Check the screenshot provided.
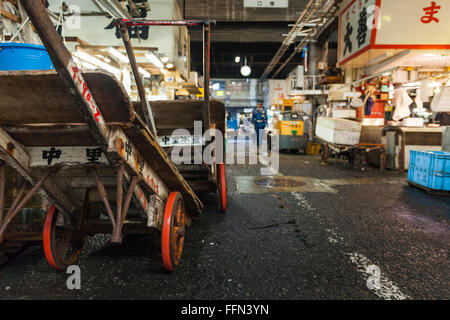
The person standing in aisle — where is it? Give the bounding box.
[252,103,268,150]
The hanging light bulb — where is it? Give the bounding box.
[240,56,251,77]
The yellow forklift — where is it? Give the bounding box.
[269,99,311,152]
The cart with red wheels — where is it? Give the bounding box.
[0,1,224,272]
[316,138,385,171]
[0,67,204,272]
[150,100,227,214]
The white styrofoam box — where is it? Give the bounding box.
[362,118,385,126]
[316,117,361,132]
[430,87,450,112]
[327,90,361,101]
[316,125,361,145]
[332,109,356,119]
[402,118,424,127]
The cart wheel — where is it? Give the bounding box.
[217,163,227,213]
[43,205,85,271]
[162,192,186,272]
[321,144,329,162]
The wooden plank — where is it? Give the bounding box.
[4,125,98,147]
[145,100,225,135]
[26,146,109,167]
[21,1,111,149]
[158,134,204,147]
[1,10,21,23]
[123,126,204,216]
[108,127,169,201]
[0,128,76,216]
[0,70,131,125]
[0,127,30,171]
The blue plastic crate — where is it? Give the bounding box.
[0,43,54,71]
[408,165,450,191]
[409,150,450,174]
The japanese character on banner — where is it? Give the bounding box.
[43,147,62,166]
[421,1,441,24]
[86,148,103,164]
[343,22,353,55]
[357,7,368,47]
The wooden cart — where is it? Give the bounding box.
[317,138,385,171]
[0,1,226,272]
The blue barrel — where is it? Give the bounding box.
[0,43,54,71]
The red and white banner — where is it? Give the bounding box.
[373,0,450,48]
[339,0,450,66]
[338,0,376,66]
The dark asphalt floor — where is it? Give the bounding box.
[0,151,449,300]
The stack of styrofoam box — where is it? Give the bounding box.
[332,109,357,119]
[316,117,361,145]
[402,118,424,127]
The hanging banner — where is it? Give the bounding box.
[338,0,376,66]
[268,80,287,106]
[373,0,450,48]
[338,0,450,66]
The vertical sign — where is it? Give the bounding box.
[338,0,376,66]
[269,80,287,106]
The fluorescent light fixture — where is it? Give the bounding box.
[138,67,151,78]
[166,63,174,69]
[235,56,240,63]
[145,52,164,69]
[73,50,119,74]
[108,47,129,63]
[161,56,169,63]
[240,65,251,77]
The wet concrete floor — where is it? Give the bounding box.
[0,149,448,299]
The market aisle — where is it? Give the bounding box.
[0,153,448,299]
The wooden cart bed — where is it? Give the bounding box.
[0,69,203,216]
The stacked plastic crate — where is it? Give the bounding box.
[408,151,450,191]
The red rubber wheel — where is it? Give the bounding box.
[43,205,85,270]
[162,192,186,272]
[321,144,329,162]
[218,163,227,213]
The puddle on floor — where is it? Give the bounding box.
[235,176,406,194]
[255,177,306,188]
